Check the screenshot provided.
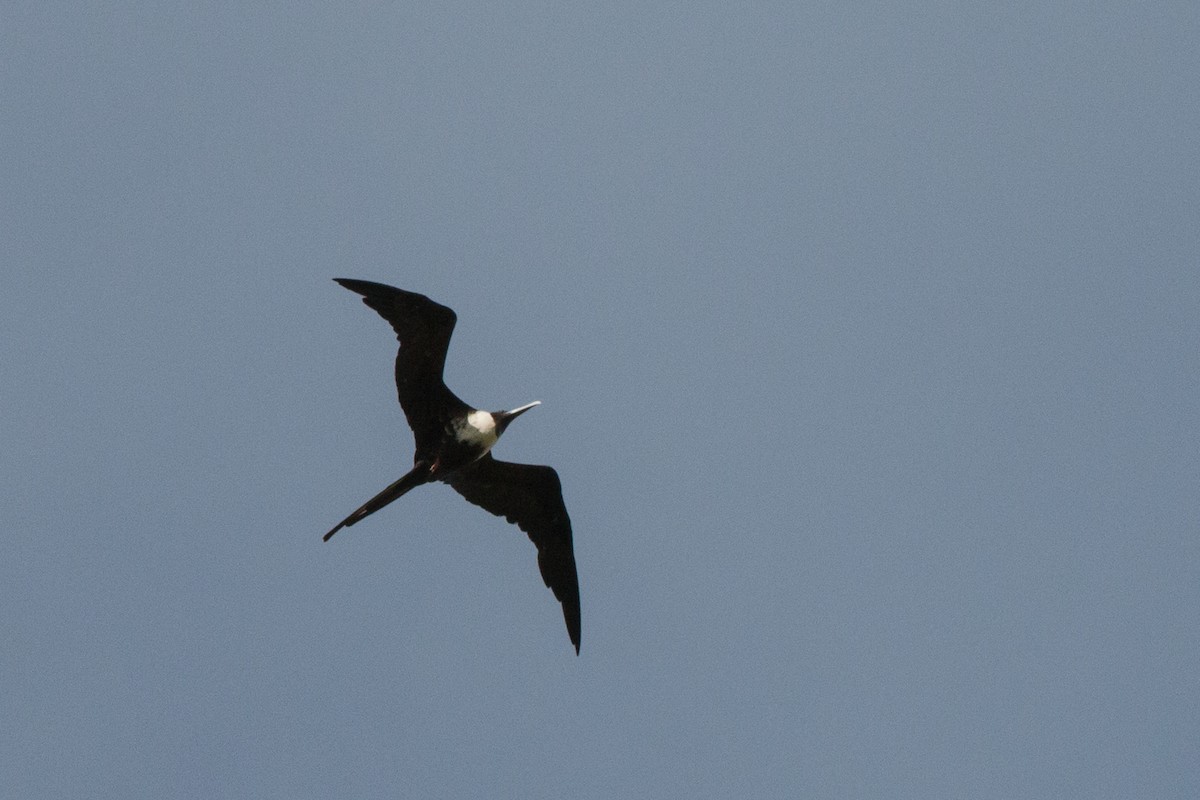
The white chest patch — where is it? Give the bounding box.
[455,409,499,450]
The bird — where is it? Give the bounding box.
[323,279,581,654]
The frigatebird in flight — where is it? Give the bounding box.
[323,279,581,654]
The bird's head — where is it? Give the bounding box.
[495,400,541,434]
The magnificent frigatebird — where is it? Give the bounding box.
[323,279,581,654]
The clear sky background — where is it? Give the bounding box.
[3,3,1197,797]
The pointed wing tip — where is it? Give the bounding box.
[332,277,368,294]
[566,604,581,655]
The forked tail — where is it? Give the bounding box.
[323,463,431,541]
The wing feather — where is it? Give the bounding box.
[334,279,468,456]
[446,454,581,653]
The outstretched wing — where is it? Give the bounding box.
[445,454,582,653]
[334,279,469,456]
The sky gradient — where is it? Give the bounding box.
[4,3,1198,797]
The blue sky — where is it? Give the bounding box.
[3,3,1198,797]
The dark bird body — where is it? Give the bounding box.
[324,279,581,654]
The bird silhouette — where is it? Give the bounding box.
[323,279,581,654]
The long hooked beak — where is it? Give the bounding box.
[497,400,541,429]
[503,400,541,418]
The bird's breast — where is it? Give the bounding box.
[451,410,499,452]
